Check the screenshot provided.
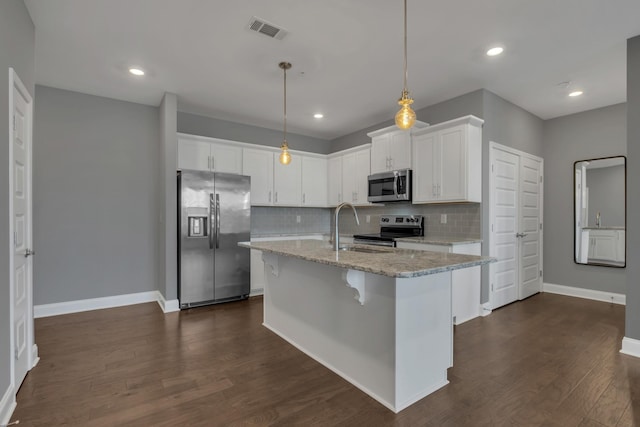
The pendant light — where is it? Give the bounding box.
[279,61,292,165]
[395,0,416,130]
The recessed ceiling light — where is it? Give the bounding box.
[314,113,324,119]
[486,47,504,57]
[569,91,583,97]
[129,67,145,76]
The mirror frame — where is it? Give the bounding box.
[573,155,627,268]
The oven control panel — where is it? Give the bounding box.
[379,215,424,227]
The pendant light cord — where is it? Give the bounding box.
[403,0,408,93]
[283,64,287,143]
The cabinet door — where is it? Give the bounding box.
[242,148,274,205]
[354,148,371,205]
[178,138,211,171]
[342,152,358,204]
[590,231,618,262]
[210,142,243,174]
[274,156,302,206]
[327,156,342,206]
[302,156,328,206]
[370,134,390,174]
[389,131,412,170]
[412,132,438,202]
[439,125,467,201]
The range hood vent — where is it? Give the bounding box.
[247,16,288,40]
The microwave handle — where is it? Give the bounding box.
[394,174,399,198]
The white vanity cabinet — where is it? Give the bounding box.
[396,240,482,325]
[178,134,243,174]
[341,146,371,206]
[412,116,483,203]
[368,122,429,174]
[584,228,626,264]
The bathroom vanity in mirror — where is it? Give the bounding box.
[574,156,626,267]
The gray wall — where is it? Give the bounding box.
[331,89,484,153]
[543,103,627,294]
[0,0,34,408]
[178,111,332,155]
[627,36,640,340]
[586,165,626,227]
[33,86,160,304]
[159,93,178,301]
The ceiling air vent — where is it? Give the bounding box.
[247,16,288,40]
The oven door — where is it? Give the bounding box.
[353,237,396,247]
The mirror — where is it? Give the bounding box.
[574,156,626,267]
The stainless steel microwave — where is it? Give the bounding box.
[367,169,412,203]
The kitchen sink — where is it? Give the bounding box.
[338,245,391,254]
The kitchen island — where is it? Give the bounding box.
[239,239,494,413]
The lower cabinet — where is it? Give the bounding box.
[396,241,481,325]
[584,229,625,264]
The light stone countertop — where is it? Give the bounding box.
[239,239,495,278]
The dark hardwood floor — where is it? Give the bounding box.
[11,292,640,426]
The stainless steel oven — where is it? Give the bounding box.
[367,169,412,203]
[353,215,424,247]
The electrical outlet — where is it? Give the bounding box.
[296,215,301,223]
[440,214,447,224]
[366,215,371,223]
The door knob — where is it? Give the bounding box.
[515,233,528,238]
[24,248,35,257]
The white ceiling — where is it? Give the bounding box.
[24,0,640,140]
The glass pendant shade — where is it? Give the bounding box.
[395,91,416,130]
[279,142,291,165]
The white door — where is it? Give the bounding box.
[242,148,274,205]
[490,142,543,309]
[490,147,520,308]
[10,69,35,389]
[519,156,543,299]
[439,125,466,201]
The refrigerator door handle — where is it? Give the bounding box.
[209,193,215,249]
[215,193,221,249]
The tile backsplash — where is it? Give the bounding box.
[252,203,480,239]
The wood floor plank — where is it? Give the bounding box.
[9,293,639,426]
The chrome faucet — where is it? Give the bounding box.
[334,202,360,251]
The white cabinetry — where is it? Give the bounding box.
[301,156,328,207]
[242,148,274,205]
[327,155,343,206]
[273,156,302,206]
[368,122,428,174]
[341,146,371,206]
[585,229,625,264]
[178,134,243,174]
[412,116,483,203]
[396,241,482,325]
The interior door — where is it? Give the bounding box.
[490,147,520,308]
[519,156,543,299]
[11,69,34,389]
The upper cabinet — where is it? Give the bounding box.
[242,148,274,205]
[327,155,343,206]
[368,122,429,174]
[412,116,483,203]
[301,155,328,207]
[342,146,371,206]
[178,134,243,174]
[273,157,302,206]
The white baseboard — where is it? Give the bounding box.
[249,288,264,297]
[481,303,492,317]
[621,337,640,359]
[156,292,180,313]
[0,384,16,427]
[543,283,625,305]
[34,290,160,318]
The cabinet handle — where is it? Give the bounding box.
[211,156,215,170]
[275,192,278,203]
[303,193,306,204]
[208,156,211,170]
[268,191,272,203]
[338,193,342,203]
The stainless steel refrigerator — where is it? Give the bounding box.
[178,169,251,309]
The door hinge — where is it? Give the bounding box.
[491,283,494,291]
[540,223,542,230]
[491,164,494,173]
[491,224,494,232]
[13,115,16,131]
[15,348,18,360]
[539,270,542,277]
[14,231,17,248]
[539,176,543,183]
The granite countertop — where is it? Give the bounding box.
[239,239,495,278]
[394,236,482,245]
